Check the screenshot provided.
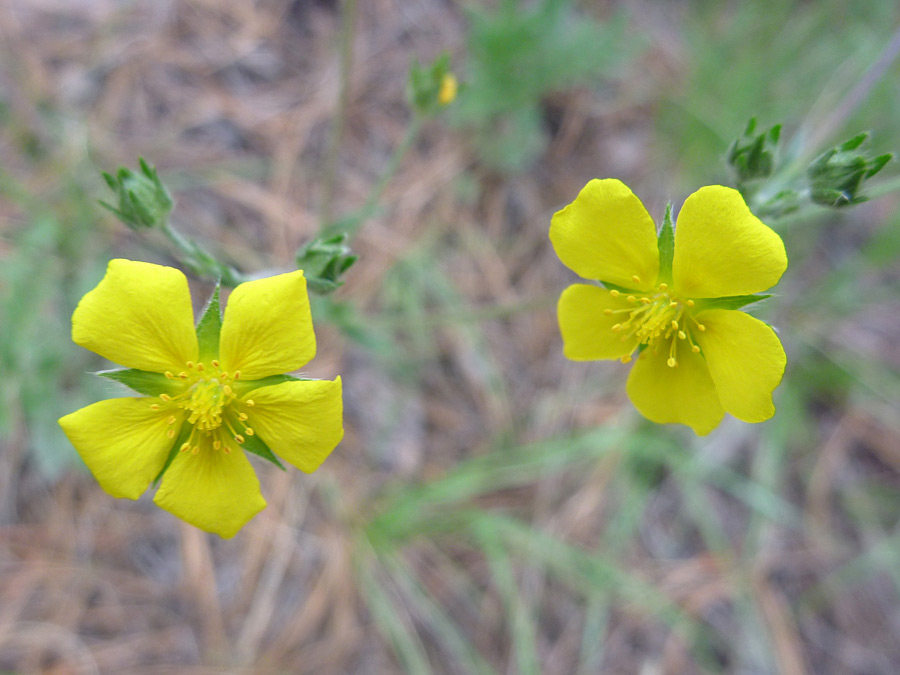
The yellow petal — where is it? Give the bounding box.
[58,398,180,499]
[558,284,639,361]
[694,309,786,423]
[672,186,787,298]
[72,259,198,373]
[219,270,316,380]
[625,342,724,435]
[153,437,267,538]
[243,377,343,473]
[550,179,659,291]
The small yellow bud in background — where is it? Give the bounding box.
[438,73,457,106]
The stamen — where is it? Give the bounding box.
[186,361,194,369]
[178,371,188,379]
[640,297,651,305]
[223,385,233,396]
[611,324,622,333]
[632,274,641,284]
[167,428,176,439]
[658,283,668,291]
[603,308,613,315]
[670,320,678,330]
[221,372,229,379]
[626,295,637,303]
[165,371,175,379]
[678,331,686,340]
[150,404,160,411]
[160,394,172,402]
[238,413,249,421]
[245,427,254,436]
[233,371,241,380]
[620,355,632,364]
[610,289,620,298]
[191,446,200,455]
[213,439,221,450]
[196,362,205,372]
[691,345,701,353]
[211,359,220,368]
[697,324,706,332]
[686,299,695,307]
[180,442,190,452]
[166,415,176,425]
[667,357,677,368]
[234,434,245,444]
[245,400,255,407]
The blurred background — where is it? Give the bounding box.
[2,0,900,673]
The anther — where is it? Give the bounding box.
[640,297,651,305]
[165,371,175,379]
[233,371,241,380]
[245,428,254,436]
[186,361,194,369]
[150,404,160,411]
[686,299,695,307]
[234,434,245,444]
[670,320,678,330]
[223,385,233,396]
[626,295,636,303]
[180,442,190,452]
[178,372,188,379]
[678,331,686,340]
[196,362,205,372]
[697,324,706,332]
[167,428,176,439]
[610,289,620,298]
[611,324,622,333]
[238,413,249,421]
[160,394,172,402]
[213,440,221,450]
[211,359,220,368]
[221,372,228,379]
[632,275,641,284]
[620,355,632,364]
[691,345,701,353]
[666,357,677,368]
[245,400,255,407]
[669,301,678,307]
[166,415,176,425]
[191,446,200,455]
[658,283,668,291]
[603,309,613,315]
[223,447,231,454]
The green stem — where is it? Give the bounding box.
[161,224,247,287]
[319,0,359,226]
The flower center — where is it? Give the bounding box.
[153,360,257,454]
[606,283,704,367]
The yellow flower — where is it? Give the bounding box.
[59,259,343,537]
[550,179,788,435]
[438,72,458,106]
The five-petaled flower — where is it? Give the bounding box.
[59,259,343,538]
[550,179,788,435]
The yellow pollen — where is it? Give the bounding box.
[166,415,176,425]
[180,442,190,452]
[233,371,241,380]
[245,427,254,436]
[223,385,233,396]
[167,428,176,439]
[211,359,220,368]
[632,275,641,284]
[191,446,200,455]
[667,357,677,368]
[612,323,622,332]
[187,361,194,369]
[603,308,613,315]
[178,372,188,379]
[697,324,706,332]
[238,413,248,421]
[196,362,205,372]
[245,400,254,407]
[165,371,174,379]
[627,295,637,303]
[213,440,221,450]
[641,297,651,305]
[620,355,632,364]
[160,394,172,402]
[692,345,701,353]
[234,434,245,444]
[678,331,686,340]
[610,289,620,298]
[221,372,229,379]
[670,320,678,330]
[658,283,668,291]
[687,299,695,307]
[150,404,160,411]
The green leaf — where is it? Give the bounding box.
[196,284,221,362]
[231,372,309,397]
[657,202,675,284]
[239,430,286,471]
[152,422,192,487]
[695,294,772,311]
[95,368,182,396]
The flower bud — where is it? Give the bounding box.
[99,157,173,230]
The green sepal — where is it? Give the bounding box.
[694,294,772,311]
[231,373,310,397]
[657,202,674,285]
[95,368,182,397]
[152,422,192,487]
[239,429,286,471]
[195,284,222,362]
